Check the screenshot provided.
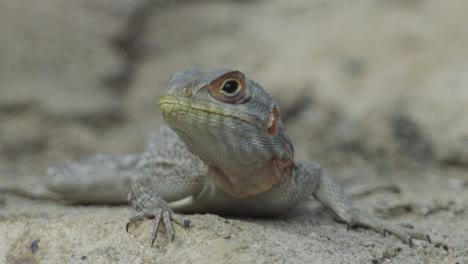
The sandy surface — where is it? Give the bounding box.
[0,0,467,263]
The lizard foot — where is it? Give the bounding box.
[126,208,190,247]
[346,208,431,246]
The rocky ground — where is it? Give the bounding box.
[0,0,467,263]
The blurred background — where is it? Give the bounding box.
[1,1,467,263]
[0,0,467,185]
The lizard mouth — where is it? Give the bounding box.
[158,95,259,128]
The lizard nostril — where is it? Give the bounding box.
[182,88,192,98]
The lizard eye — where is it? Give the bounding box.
[221,79,241,97]
[207,70,249,104]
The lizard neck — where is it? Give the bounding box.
[206,153,294,198]
[171,122,295,198]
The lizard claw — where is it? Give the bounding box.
[126,208,190,246]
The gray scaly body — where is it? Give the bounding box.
[1,69,431,247]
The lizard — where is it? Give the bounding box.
[1,69,431,247]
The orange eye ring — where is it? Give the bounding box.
[207,71,248,104]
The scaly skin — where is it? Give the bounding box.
[127,69,430,246]
[1,69,431,247]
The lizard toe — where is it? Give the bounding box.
[126,210,154,232]
[171,213,191,228]
[151,209,163,247]
[126,208,190,246]
[345,209,430,246]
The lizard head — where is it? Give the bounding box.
[159,69,294,197]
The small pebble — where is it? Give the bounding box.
[30,239,40,254]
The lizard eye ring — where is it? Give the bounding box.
[207,71,248,104]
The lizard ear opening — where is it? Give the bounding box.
[266,105,280,136]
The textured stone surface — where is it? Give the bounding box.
[1,177,467,264]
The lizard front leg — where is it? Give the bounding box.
[126,175,196,246]
[126,126,206,246]
[296,161,431,246]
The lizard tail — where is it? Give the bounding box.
[0,184,63,201]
